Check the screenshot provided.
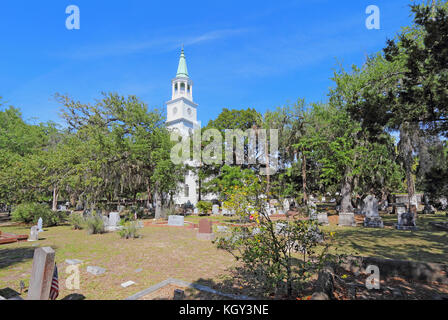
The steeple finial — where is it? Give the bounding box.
[176,46,189,78]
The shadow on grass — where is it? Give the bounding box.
[333,217,448,264]
[0,245,59,270]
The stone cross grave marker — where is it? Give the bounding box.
[28,247,55,300]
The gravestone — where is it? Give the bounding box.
[28,226,39,242]
[65,259,83,266]
[87,266,106,275]
[102,215,109,227]
[379,199,388,211]
[168,215,184,227]
[37,218,43,233]
[217,226,229,233]
[396,206,418,230]
[338,213,356,227]
[308,200,318,220]
[28,247,55,300]
[193,208,199,215]
[438,197,447,210]
[212,205,219,215]
[197,219,215,240]
[222,208,229,215]
[121,281,136,288]
[363,195,384,228]
[423,194,436,214]
[317,213,329,226]
[283,199,290,212]
[109,212,120,227]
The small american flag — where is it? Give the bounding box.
[49,264,59,300]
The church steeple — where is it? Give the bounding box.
[176,46,189,78]
[171,47,193,101]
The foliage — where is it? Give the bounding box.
[118,221,140,239]
[196,201,212,215]
[11,203,62,227]
[68,212,85,230]
[85,215,105,235]
[216,183,337,297]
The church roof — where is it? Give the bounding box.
[176,47,189,78]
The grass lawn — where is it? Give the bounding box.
[0,221,236,300]
[322,213,448,264]
[0,213,447,300]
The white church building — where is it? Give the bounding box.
[166,48,201,206]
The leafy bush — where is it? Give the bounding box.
[196,201,212,215]
[11,203,62,226]
[215,181,340,298]
[119,221,140,239]
[68,212,85,230]
[85,215,105,235]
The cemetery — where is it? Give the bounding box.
[1,0,448,302]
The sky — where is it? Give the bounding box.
[0,0,415,127]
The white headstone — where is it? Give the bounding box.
[109,212,120,227]
[87,266,106,275]
[37,218,43,233]
[212,205,219,215]
[29,226,39,241]
[121,281,136,288]
[168,215,184,226]
[283,199,290,212]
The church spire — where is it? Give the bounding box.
[176,46,189,78]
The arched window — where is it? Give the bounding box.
[184,184,190,197]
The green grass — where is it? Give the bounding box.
[1,213,447,299]
[322,213,448,264]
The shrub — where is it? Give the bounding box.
[119,221,140,239]
[196,201,212,215]
[68,212,85,230]
[11,203,62,226]
[85,215,105,235]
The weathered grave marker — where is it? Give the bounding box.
[28,247,55,300]
[86,266,106,275]
[197,219,215,240]
[168,215,184,227]
[363,195,384,228]
[28,226,39,242]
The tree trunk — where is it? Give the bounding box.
[146,183,152,209]
[340,167,354,213]
[154,189,162,219]
[400,123,416,217]
[301,150,308,206]
[52,187,59,212]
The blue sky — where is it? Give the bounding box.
[0,0,414,127]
